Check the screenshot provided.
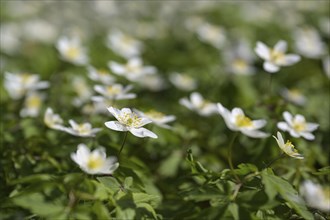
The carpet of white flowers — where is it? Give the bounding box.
[1,1,329,220]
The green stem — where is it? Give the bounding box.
[118,131,128,156]
[228,132,240,182]
[269,74,273,95]
[263,153,285,169]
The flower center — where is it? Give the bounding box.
[87,157,103,170]
[270,49,284,63]
[235,114,253,127]
[285,140,298,153]
[293,121,306,132]
[67,47,79,59]
[118,112,142,127]
[27,95,41,108]
[233,59,248,71]
[106,86,121,95]
[77,124,91,135]
[146,110,165,119]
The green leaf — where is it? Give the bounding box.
[132,192,160,207]
[124,177,133,189]
[261,169,313,219]
[136,202,158,219]
[312,166,330,176]
[158,150,182,177]
[11,193,65,218]
[228,203,239,220]
[233,163,258,176]
[97,176,122,193]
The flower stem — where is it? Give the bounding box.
[118,131,128,156]
[228,132,240,182]
[263,153,285,169]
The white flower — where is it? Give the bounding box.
[20,92,44,118]
[196,22,226,49]
[105,107,157,138]
[87,66,115,85]
[134,74,167,91]
[300,180,330,212]
[56,36,88,65]
[293,27,326,59]
[322,56,330,79]
[0,23,22,54]
[22,19,58,44]
[273,132,304,159]
[106,30,143,59]
[92,84,136,101]
[4,72,49,99]
[217,103,269,138]
[109,57,156,82]
[169,73,197,91]
[224,39,256,75]
[72,77,93,107]
[277,111,319,140]
[279,88,306,106]
[180,92,218,116]
[255,40,301,73]
[44,107,65,131]
[134,109,176,129]
[71,144,119,175]
[63,120,101,137]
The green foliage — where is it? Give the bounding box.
[1,1,329,220]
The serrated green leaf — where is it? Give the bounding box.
[312,166,330,176]
[234,163,258,176]
[132,192,160,207]
[124,177,133,189]
[261,169,313,219]
[136,202,158,219]
[97,176,122,193]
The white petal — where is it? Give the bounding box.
[107,106,120,119]
[129,127,158,138]
[263,61,280,73]
[252,120,267,129]
[139,117,153,127]
[191,92,203,107]
[179,98,193,110]
[104,121,128,131]
[306,123,319,132]
[283,111,293,125]
[289,130,300,138]
[280,54,301,66]
[274,40,287,53]
[300,132,315,140]
[255,41,271,60]
[109,61,126,74]
[275,131,284,147]
[241,129,269,138]
[277,122,290,131]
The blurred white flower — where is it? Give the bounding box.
[196,22,226,49]
[293,27,326,59]
[277,111,319,140]
[4,72,49,100]
[106,30,143,58]
[20,92,44,118]
[105,107,157,138]
[56,36,89,65]
[71,143,119,175]
[134,109,176,129]
[92,84,136,101]
[135,74,167,91]
[109,57,156,82]
[0,23,22,54]
[255,40,301,73]
[87,66,116,85]
[64,120,101,137]
[323,56,330,79]
[169,73,197,91]
[22,19,58,44]
[300,180,330,212]
[44,107,65,131]
[273,132,304,159]
[180,92,218,116]
[72,77,93,107]
[217,103,269,138]
[279,88,306,106]
[224,39,256,75]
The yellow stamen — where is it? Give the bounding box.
[87,157,103,170]
[236,115,253,127]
